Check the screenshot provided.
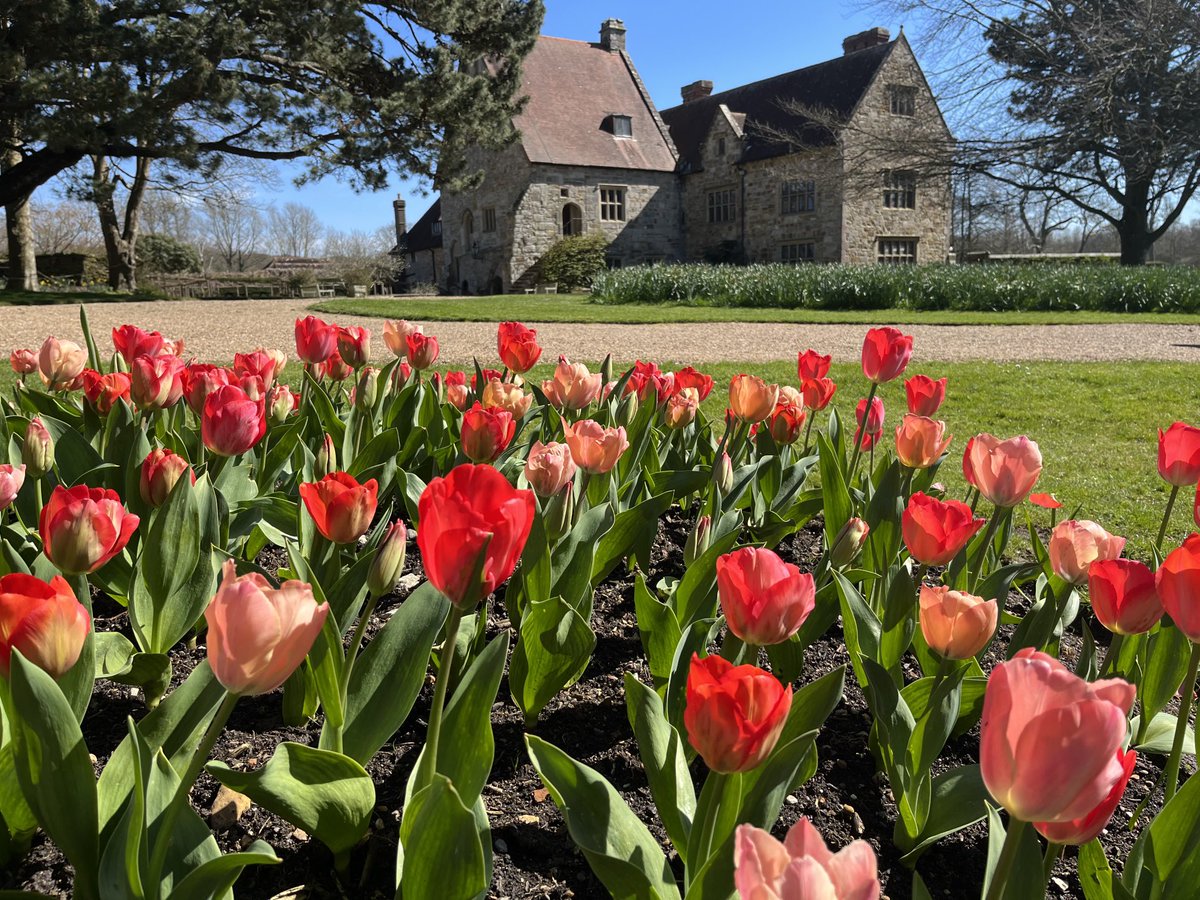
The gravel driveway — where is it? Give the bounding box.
[4,298,1198,365]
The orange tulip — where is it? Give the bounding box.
[919,585,997,659]
[894,414,952,469]
[299,472,379,544]
[0,573,90,678]
[684,653,792,773]
[729,374,778,422]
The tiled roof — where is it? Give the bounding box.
[400,199,442,254]
[514,36,677,172]
[660,41,894,170]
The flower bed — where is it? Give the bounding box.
[0,314,1196,900]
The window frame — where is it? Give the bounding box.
[780,241,816,264]
[599,186,627,223]
[877,237,918,265]
[888,85,917,117]
[781,179,817,215]
[882,170,917,209]
[707,187,737,224]
[482,207,497,233]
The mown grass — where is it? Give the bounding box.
[0,289,168,306]
[313,294,1200,326]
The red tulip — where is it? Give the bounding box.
[0,573,90,678]
[856,396,884,432]
[894,414,952,469]
[299,472,379,544]
[234,349,283,387]
[416,464,535,610]
[497,322,542,374]
[130,354,185,411]
[112,325,166,364]
[1048,520,1126,585]
[797,349,832,382]
[684,653,792,773]
[321,350,352,382]
[673,366,714,401]
[205,559,328,695]
[406,332,439,370]
[0,464,25,510]
[9,349,37,375]
[626,360,674,405]
[460,403,516,463]
[563,420,629,474]
[919,585,997,659]
[800,376,837,411]
[729,374,779,423]
[902,492,986,567]
[140,448,195,508]
[39,484,139,574]
[1034,749,1137,846]
[964,433,1043,507]
[861,327,913,384]
[716,547,815,645]
[81,369,132,415]
[767,401,806,445]
[1155,533,1200,641]
[336,325,371,369]
[980,648,1135,823]
[904,375,946,417]
[1088,558,1162,635]
[202,384,266,457]
[1158,422,1200,486]
[471,368,504,391]
[182,364,234,415]
[295,316,338,365]
[1030,493,1062,510]
[735,818,880,900]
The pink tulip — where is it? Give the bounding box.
[10,349,37,375]
[563,420,629,474]
[202,384,266,457]
[182,364,235,415]
[964,433,1043,507]
[541,356,602,411]
[1048,520,1126,585]
[0,464,25,511]
[735,818,880,900]
[130,354,185,411]
[37,336,87,391]
[980,648,1135,823]
[716,547,815,645]
[524,441,577,497]
[204,559,328,695]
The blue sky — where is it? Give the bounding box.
[267,1,888,237]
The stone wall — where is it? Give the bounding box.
[679,109,745,261]
[404,248,443,290]
[739,150,844,263]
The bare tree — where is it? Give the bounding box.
[266,203,324,257]
[323,226,402,289]
[31,197,101,254]
[1016,189,1073,254]
[203,192,264,273]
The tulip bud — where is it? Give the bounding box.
[830,517,869,566]
[355,367,379,411]
[600,353,613,386]
[316,433,336,479]
[23,418,54,479]
[431,371,445,405]
[713,452,733,494]
[617,390,639,427]
[368,520,408,596]
[267,384,299,424]
[542,485,575,542]
[684,515,712,566]
[140,448,195,508]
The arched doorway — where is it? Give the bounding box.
[561,203,582,236]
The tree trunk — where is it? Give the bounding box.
[2,145,39,292]
[1117,177,1154,266]
[92,154,150,291]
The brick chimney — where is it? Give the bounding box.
[393,196,406,246]
[681,80,714,103]
[600,18,626,52]
[842,27,890,55]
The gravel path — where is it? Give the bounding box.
[4,298,1199,365]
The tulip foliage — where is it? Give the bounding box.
[0,311,1197,900]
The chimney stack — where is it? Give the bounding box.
[842,27,890,55]
[600,18,626,52]
[681,80,714,103]
[393,196,406,246]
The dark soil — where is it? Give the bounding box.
[4,513,1183,900]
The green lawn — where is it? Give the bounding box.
[314,294,1200,326]
[0,288,168,306]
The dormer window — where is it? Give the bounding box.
[608,114,633,138]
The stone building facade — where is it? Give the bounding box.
[432,21,952,293]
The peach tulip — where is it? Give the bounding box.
[1048,520,1126,585]
[37,336,87,391]
[525,441,577,497]
[735,818,880,900]
[482,379,533,420]
[10,348,37,375]
[964,433,1042,507]
[919,585,997,660]
[563,420,629,474]
[729,374,778,423]
[894,414,952,469]
[541,356,602,411]
[767,401,805,445]
[204,560,328,695]
[980,648,1135,823]
[383,319,422,357]
[665,387,700,429]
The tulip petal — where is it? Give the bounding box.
[779,857,839,900]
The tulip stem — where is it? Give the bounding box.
[147,690,239,898]
[801,414,816,458]
[1156,484,1181,553]
[846,382,879,485]
[1163,641,1200,802]
[984,816,1028,900]
[333,590,381,754]
[422,604,465,792]
[1042,842,1063,883]
[969,508,1003,594]
[1098,631,1125,679]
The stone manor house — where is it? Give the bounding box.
[392,19,953,293]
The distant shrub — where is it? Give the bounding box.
[138,233,202,274]
[538,233,610,291]
[590,263,1200,313]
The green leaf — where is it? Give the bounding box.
[982,807,1045,900]
[674,528,742,628]
[1140,757,1200,899]
[625,674,695,855]
[591,492,673,583]
[398,775,488,900]
[818,432,852,549]
[167,840,280,900]
[525,735,680,900]
[633,572,683,687]
[833,570,882,688]
[207,742,374,858]
[912,872,935,900]
[898,765,988,862]
[765,637,805,685]
[1142,624,1191,724]
[510,594,596,726]
[340,582,448,764]
[551,502,614,612]
[1078,839,1116,900]
[7,652,99,900]
[1132,712,1196,755]
[141,472,201,610]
